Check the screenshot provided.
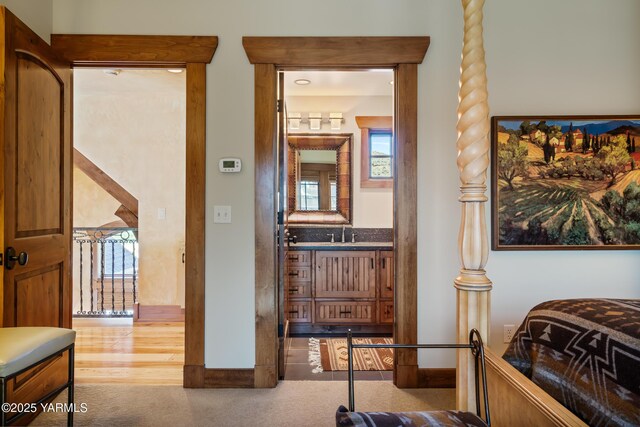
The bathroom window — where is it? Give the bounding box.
[369,131,393,178]
[355,116,393,188]
[330,181,337,210]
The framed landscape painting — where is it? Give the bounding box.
[491,115,640,250]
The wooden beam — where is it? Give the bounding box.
[243,37,430,66]
[114,205,138,228]
[51,35,218,65]
[74,148,138,217]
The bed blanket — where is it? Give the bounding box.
[503,299,640,427]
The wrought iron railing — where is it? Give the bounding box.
[73,227,138,317]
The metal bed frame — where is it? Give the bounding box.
[346,328,490,426]
[0,344,75,426]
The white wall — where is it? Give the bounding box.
[287,95,393,228]
[50,0,640,369]
[0,0,52,42]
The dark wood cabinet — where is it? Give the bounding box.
[285,248,393,332]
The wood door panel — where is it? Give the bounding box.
[379,250,394,299]
[15,266,62,326]
[315,251,376,298]
[16,54,63,236]
[315,301,375,324]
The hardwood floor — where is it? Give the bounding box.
[73,318,184,385]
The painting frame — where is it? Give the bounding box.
[491,115,640,250]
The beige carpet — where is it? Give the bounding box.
[33,382,455,427]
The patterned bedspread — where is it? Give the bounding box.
[503,299,640,427]
[336,406,487,427]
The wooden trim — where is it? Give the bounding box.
[74,148,138,216]
[204,368,255,388]
[51,35,218,65]
[485,348,586,427]
[254,63,278,388]
[183,364,204,388]
[50,35,213,389]
[184,62,206,372]
[394,64,419,388]
[243,37,429,66]
[244,37,427,389]
[133,303,185,322]
[356,116,393,189]
[417,368,456,388]
[0,8,6,325]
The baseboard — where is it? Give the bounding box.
[204,368,254,388]
[417,368,456,388]
[183,364,205,388]
[133,303,185,322]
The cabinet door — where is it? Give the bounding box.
[287,266,312,297]
[315,251,376,298]
[379,301,394,324]
[315,301,375,324]
[379,250,394,299]
[287,301,311,323]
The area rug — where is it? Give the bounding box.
[309,337,393,373]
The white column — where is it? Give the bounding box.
[455,0,492,412]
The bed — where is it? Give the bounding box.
[486,299,640,427]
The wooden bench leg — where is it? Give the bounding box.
[68,344,75,427]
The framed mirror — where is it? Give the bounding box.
[287,134,352,224]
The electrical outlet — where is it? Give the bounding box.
[503,324,516,343]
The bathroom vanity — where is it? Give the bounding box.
[285,242,393,334]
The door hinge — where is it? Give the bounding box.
[277,99,282,113]
[277,211,284,225]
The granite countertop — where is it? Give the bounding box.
[288,241,393,250]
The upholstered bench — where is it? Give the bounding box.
[0,327,76,426]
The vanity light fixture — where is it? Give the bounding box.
[294,79,311,85]
[308,113,322,130]
[288,112,302,130]
[329,112,343,131]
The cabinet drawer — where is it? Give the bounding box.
[315,301,375,324]
[286,280,311,298]
[379,300,394,324]
[287,301,311,323]
[288,266,311,283]
[287,251,311,266]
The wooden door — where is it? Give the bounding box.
[0,6,72,412]
[315,251,376,298]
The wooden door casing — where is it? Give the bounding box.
[1,7,72,421]
[315,251,376,298]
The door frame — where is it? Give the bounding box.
[243,36,429,388]
[50,34,217,388]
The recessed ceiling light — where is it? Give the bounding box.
[294,79,311,86]
[103,69,121,76]
[168,69,184,74]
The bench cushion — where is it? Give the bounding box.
[336,405,487,427]
[0,327,76,378]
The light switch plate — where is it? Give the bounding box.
[157,208,166,220]
[214,205,231,223]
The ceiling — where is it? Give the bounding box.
[74,68,186,96]
[284,70,394,97]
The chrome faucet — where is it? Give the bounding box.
[341,226,346,243]
[327,233,335,243]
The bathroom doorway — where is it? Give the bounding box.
[277,70,396,381]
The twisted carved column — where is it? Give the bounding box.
[455,0,492,412]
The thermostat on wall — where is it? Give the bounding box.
[219,158,242,173]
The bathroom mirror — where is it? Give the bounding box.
[287,134,352,224]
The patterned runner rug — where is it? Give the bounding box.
[309,337,394,373]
